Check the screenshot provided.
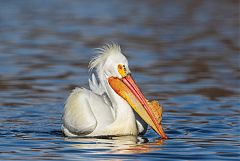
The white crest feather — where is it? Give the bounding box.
[88,43,122,72]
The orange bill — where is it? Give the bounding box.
[108,75,168,139]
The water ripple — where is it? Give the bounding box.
[0,0,239,160]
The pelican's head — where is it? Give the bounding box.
[89,44,130,79]
[89,43,167,139]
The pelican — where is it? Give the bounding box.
[62,43,167,139]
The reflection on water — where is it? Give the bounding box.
[64,136,164,154]
[0,0,239,160]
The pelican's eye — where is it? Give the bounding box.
[123,65,127,72]
[118,64,127,77]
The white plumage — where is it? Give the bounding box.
[62,43,147,137]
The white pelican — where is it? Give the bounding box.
[62,43,167,139]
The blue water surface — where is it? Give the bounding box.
[0,0,239,160]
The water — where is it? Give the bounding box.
[0,0,239,160]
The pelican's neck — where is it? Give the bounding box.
[92,73,138,136]
[102,78,135,122]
